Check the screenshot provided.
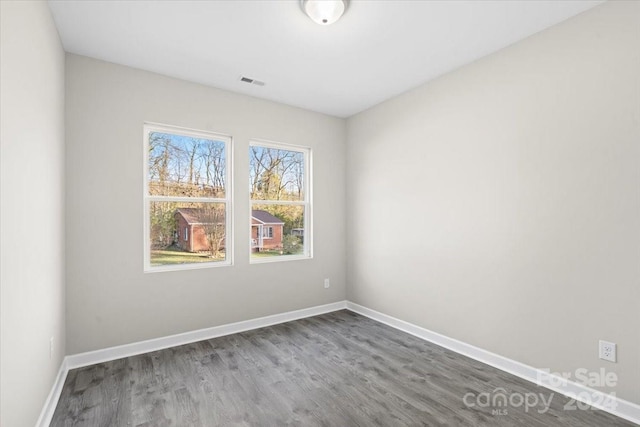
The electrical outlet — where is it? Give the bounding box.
[50,337,54,359]
[599,340,616,362]
[324,278,330,289]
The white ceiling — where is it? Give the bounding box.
[48,0,603,118]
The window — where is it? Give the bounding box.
[144,123,232,271]
[262,226,273,239]
[249,141,311,262]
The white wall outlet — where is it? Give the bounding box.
[50,337,54,359]
[599,340,616,362]
[324,278,330,289]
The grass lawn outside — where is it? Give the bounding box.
[151,247,225,265]
[252,250,283,258]
[251,249,303,258]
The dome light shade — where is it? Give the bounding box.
[301,0,348,25]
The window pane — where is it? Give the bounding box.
[149,201,226,266]
[148,132,226,197]
[251,204,305,258]
[249,146,304,201]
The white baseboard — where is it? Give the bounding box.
[66,300,348,370]
[346,301,640,426]
[37,299,639,426]
[37,300,347,426]
[35,357,68,427]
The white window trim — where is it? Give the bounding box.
[249,139,312,264]
[143,122,234,272]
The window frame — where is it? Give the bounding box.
[249,139,312,264]
[143,122,233,272]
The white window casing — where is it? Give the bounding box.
[144,123,233,272]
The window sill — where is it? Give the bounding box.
[249,254,312,264]
[144,260,232,273]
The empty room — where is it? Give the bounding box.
[1,0,639,426]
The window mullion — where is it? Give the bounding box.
[148,196,228,203]
[250,199,306,206]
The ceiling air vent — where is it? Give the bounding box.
[240,76,265,87]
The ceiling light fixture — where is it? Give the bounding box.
[300,0,348,25]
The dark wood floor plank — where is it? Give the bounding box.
[51,310,635,426]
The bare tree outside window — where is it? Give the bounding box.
[199,204,226,258]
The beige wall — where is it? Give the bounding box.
[347,0,640,405]
[0,1,67,426]
[65,54,347,354]
[4,1,637,422]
